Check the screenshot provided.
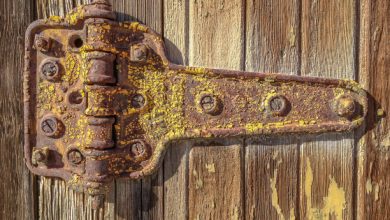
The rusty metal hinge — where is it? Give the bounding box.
[24,0,367,208]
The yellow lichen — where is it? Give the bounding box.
[48,15,62,23]
[65,6,85,25]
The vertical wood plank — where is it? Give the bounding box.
[0,0,36,219]
[189,0,245,70]
[163,0,190,219]
[358,0,390,219]
[246,137,299,220]
[188,0,245,218]
[300,0,357,219]
[245,0,300,219]
[163,142,190,220]
[189,143,244,219]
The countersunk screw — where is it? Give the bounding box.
[40,59,61,81]
[130,44,148,62]
[131,141,146,157]
[34,35,51,52]
[267,95,289,116]
[41,116,63,138]
[200,94,222,115]
[332,95,356,118]
[131,94,146,109]
[67,149,84,165]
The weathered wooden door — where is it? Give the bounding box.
[1,0,389,219]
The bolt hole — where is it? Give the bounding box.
[68,91,83,105]
[69,35,84,49]
[74,38,83,48]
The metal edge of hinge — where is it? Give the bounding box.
[24,0,368,208]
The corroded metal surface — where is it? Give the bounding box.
[24,0,367,206]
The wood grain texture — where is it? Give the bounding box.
[163,1,190,219]
[358,0,390,219]
[163,143,190,220]
[245,0,300,219]
[189,143,244,220]
[187,0,244,218]
[246,137,298,220]
[300,0,357,219]
[0,0,36,220]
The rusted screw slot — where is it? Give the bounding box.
[41,118,57,134]
[130,44,148,62]
[131,94,146,109]
[200,94,222,115]
[131,141,146,157]
[41,59,61,81]
[266,95,289,116]
[41,116,64,138]
[34,35,51,52]
[332,95,356,118]
[67,149,84,165]
[68,91,84,105]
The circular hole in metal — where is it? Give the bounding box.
[69,35,84,49]
[74,38,83,48]
[68,91,83,105]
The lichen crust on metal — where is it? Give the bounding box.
[24,0,367,204]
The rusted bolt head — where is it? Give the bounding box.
[67,149,84,165]
[131,141,146,157]
[34,35,51,52]
[40,116,64,138]
[200,94,222,115]
[40,59,61,81]
[32,148,49,166]
[266,95,289,116]
[130,44,148,62]
[332,95,356,118]
[131,94,146,109]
